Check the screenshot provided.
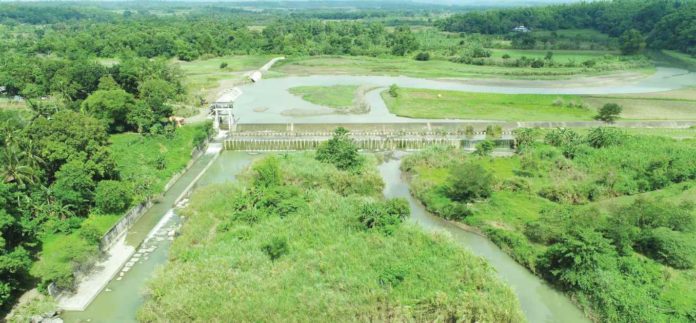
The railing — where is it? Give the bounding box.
[224,136,514,151]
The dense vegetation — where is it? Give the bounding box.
[139,149,524,322]
[0,104,210,311]
[402,129,696,322]
[438,0,696,56]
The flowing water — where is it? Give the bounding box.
[378,155,590,323]
[61,152,258,323]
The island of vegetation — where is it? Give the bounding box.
[138,132,524,322]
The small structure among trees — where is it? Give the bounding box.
[512,25,530,33]
[210,87,242,131]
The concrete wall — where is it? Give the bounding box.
[99,138,209,250]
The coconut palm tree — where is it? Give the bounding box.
[0,144,36,188]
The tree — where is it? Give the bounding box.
[388,26,418,56]
[619,29,645,55]
[316,127,363,171]
[595,103,622,123]
[139,79,176,120]
[51,159,97,216]
[94,180,132,214]
[81,89,137,133]
[445,162,493,202]
[0,145,36,188]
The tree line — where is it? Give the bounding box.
[437,0,696,56]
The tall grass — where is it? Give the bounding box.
[138,153,524,322]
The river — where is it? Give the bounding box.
[232,67,696,124]
[63,150,590,322]
[378,154,589,323]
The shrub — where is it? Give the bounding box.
[552,98,564,106]
[445,163,493,202]
[637,227,695,269]
[316,127,363,171]
[94,180,132,214]
[262,237,289,261]
[513,128,539,153]
[439,202,472,221]
[485,125,502,139]
[253,156,282,188]
[358,198,410,234]
[539,228,617,290]
[531,59,545,68]
[585,127,625,148]
[78,222,102,245]
[502,53,511,59]
[388,84,399,98]
[219,62,228,69]
[464,125,475,138]
[414,52,430,61]
[596,103,623,123]
[474,140,495,156]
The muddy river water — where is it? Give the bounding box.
[234,67,696,123]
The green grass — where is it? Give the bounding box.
[402,134,696,322]
[138,153,524,322]
[490,48,618,63]
[109,124,210,201]
[382,88,594,121]
[275,54,652,80]
[175,55,275,105]
[289,85,358,108]
[661,50,696,70]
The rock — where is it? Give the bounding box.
[42,310,57,317]
[105,288,112,292]
[30,315,43,323]
[42,317,64,323]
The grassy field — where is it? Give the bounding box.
[109,123,210,201]
[274,55,651,80]
[31,124,210,291]
[381,88,696,121]
[139,153,524,322]
[289,85,358,108]
[489,49,618,62]
[402,132,696,322]
[661,50,696,70]
[0,97,27,110]
[175,55,274,102]
[382,88,594,121]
